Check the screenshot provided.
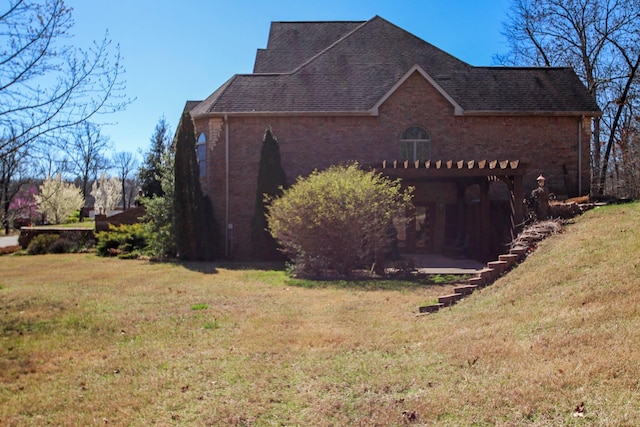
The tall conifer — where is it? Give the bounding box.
[139,118,172,198]
[173,111,219,260]
[251,127,287,260]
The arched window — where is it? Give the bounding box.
[399,126,430,162]
[197,132,207,177]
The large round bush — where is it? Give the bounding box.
[267,163,412,276]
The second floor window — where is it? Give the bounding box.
[399,126,430,162]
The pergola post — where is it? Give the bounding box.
[513,175,525,231]
[456,181,466,237]
[480,179,491,261]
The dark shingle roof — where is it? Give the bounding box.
[193,16,600,117]
[254,21,365,73]
[183,100,202,112]
[439,67,601,113]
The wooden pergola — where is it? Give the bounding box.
[372,159,527,261]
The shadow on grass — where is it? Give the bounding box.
[176,260,470,291]
[284,273,471,291]
[176,260,287,274]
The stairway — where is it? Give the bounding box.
[418,246,529,315]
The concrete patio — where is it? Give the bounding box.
[402,253,485,274]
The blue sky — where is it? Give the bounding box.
[67,0,511,158]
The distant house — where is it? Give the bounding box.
[184,16,600,261]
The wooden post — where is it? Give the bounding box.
[456,181,466,242]
[480,179,491,261]
[513,175,525,231]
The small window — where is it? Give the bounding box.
[399,126,430,162]
[197,132,207,178]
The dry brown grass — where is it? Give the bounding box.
[1,202,640,426]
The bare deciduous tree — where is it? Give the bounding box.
[496,0,640,196]
[63,122,112,201]
[113,151,138,210]
[0,0,129,161]
[31,143,68,180]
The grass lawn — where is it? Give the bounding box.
[1,203,640,426]
[27,219,96,229]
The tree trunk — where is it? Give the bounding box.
[121,180,127,211]
[598,54,640,195]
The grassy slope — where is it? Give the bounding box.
[1,203,639,426]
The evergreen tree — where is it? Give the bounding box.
[141,150,176,258]
[139,117,172,198]
[173,111,219,260]
[251,127,287,260]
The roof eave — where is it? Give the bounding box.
[191,110,378,119]
[462,110,603,117]
[192,109,602,119]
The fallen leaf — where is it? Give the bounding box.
[402,410,418,423]
[572,402,585,418]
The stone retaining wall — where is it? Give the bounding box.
[18,227,95,249]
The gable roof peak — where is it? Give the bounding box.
[372,64,464,116]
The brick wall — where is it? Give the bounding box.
[194,71,591,259]
[95,206,146,232]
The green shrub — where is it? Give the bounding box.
[267,163,413,276]
[27,234,60,255]
[48,237,78,254]
[95,224,150,258]
[66,210,81,223]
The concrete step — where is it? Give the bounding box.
[453,284,478,295]
[468,276,485,287]
[438,293,463,306]
[487,260,509,275]
[478,267,497,283]
[498,253,520,268]
[418,303,444,314]
[510,246,528,260]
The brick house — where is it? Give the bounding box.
[185,16,600,261]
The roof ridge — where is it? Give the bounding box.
[282,17,375,74]
[373,15,472,68]
[270,19,366,24]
